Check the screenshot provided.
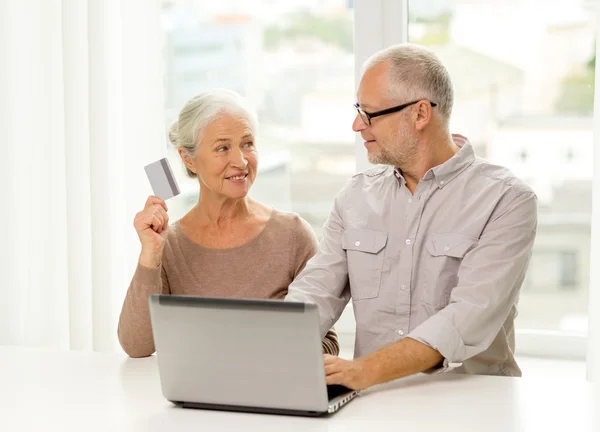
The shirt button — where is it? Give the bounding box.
[444,246,450,252]
[401,284,407,291]
[440,180,445,185]
[354,241,360,246]
[408,198,413,203]
[405,239,411,245]
[398,330,404,336]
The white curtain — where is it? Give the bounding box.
[0,0,166,352]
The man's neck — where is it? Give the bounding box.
[401,133,459,194]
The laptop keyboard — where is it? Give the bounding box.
[327,384,353,401]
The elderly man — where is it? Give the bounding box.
[285,43,537,390]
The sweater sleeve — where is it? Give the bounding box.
[117,262,170,358]
[293,216,341,356]
[322,328,340,355]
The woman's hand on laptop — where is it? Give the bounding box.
[134,196,169,268]
[323,355,373,391]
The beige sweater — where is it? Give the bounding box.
[118,210,339,358]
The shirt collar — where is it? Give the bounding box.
[393,167,406,187]
[393,134,475,189]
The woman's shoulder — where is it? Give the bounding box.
[270,209,310,231]
[269,209,317,243]
[269,209,319,269]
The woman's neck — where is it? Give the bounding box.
[192,194,253,228]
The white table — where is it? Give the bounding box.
[0,346,598,432]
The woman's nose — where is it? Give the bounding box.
[230,149,248,168]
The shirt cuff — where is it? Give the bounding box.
[407,311,466,373]
[423,358,464,374]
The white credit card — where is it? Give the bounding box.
[144,158,181,200]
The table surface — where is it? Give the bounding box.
[0,346,598,432]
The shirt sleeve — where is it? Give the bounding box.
[292,216,320,279]
[408,188,537,372]
[292,216,342,356]
[285,189,351,339]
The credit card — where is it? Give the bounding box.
[144,158,181,200]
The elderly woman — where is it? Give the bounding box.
[118,89,339,358]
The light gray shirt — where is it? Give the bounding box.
[286,135,537,376]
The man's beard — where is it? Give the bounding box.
[367,126,417,168]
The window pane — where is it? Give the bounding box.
[160,0,355,239]
[409,0,594,335]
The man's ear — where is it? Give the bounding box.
[414,100,434,131]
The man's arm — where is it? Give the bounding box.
[326,188,537,389]
[285,189,351,338]
[408,189,537,371]
[325,337,442,389]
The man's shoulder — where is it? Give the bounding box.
[326,165,393,206]
[338,165,394,197]
[352,164,390,178]
[351,165,392,180]
[470,157,535,196]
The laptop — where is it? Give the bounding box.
[148,294,359,416]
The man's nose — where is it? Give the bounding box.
[353,113,367,132]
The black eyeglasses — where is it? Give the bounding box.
[354,100,437,126]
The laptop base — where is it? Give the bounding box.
[174,401,327,417]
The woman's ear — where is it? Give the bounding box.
[178,147,197,175]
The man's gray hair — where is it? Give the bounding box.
[169,89,259,177]
[364,43,453,121]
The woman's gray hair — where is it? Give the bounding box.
[364,43,454,122]
[168,89,259,177]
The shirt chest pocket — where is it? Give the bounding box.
[424,233,478,307]
[341,228,388,300]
